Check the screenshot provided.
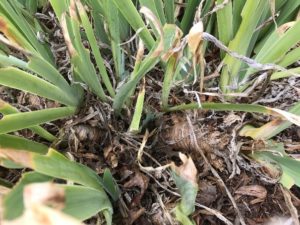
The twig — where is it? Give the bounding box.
[202,32,300,78]
[195,203,233,225]
[202,0,230,18]
[228,126,240,179]
[280,185,300,225]
[137,130,172,173]
[151,186,175,225]
[254,88,290,104]
[136,131,180,197]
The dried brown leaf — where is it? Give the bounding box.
[2,182,81,225]
[0,18,20,46]
[3,205,84,225]
[123,170,149,207]
[139,7,163,37]
[135,40,145,65]
[0,35,30,55]
[60,14,77,57]
[265,106,300,126]
[140,7,164,58]
[198,182,217,205]
[103,145,118,168]
[223,113,242,127]
[277,22,295,35]
[23,183,65,210]
[187,21,205,90]
[0,148,34,168]
[235,185,267,204]
[187,21,204,55]
[171,153,197,185]
[125,208,145,225]
[69,0,80,21]
[161,26,183,62]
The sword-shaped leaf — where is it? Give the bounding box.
[0,107,76,134]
